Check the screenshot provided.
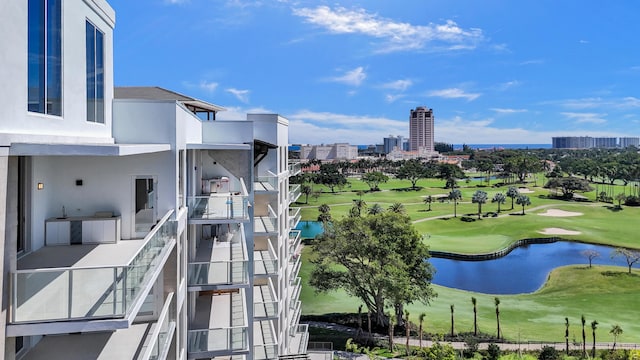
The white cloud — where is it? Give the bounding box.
[491,108,528,114]
[385,94,404,103]
[327,67,366,86]
[199,81,219,92]
[427,88,481,101]
[520,59,544,65]
[561,112,607,124]
[380,79,413,91]
[496,80,521,91]
[226,88,250,103]
[165,0,188,4]
[215,106,274,121]
[292,6,483,53]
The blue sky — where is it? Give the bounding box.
[109,0,640,145]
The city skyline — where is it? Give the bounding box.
[109,1,640,145]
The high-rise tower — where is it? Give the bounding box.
[409,107,434,152]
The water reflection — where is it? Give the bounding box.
[431,242,638,294]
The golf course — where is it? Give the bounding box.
[296,175,640,344]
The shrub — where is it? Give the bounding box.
[602,349,629,360]
[538,345,559,360]
[460,216,476,222]
[485,343,501,360]
[463,337,479,358]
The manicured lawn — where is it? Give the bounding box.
[297,176,640,343]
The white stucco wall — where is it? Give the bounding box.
[0,0,115,146]
[30,151,177,251]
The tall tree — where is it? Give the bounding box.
[310,212,436,326]
[450,304,455,337]
[388,313,396,352]
[472,190,488,219]
[367,203,384,215]
[361,171,389,192]
[388,202,406,214]
[516,194,531,215]
[351,199,367,217]
[492,193,506,213]
[314,163,347,193]
[591,320,598,358]
[581,315,586,358]
[317,204,331,225]
[405,310,411,356]
[397,159,427,189]
[418,313,426,348]
[506,186,519,210]
[565,317,570,355]
[610,324,623,351]
[494,297,501,339]
[449,189,462,218]
[610,248,640,274]
[472,297,478,336]
[301,184,312,204]
[544,177,593,199]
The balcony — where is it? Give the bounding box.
[188,225,249,290]
[288,324,309,356]
[289,230,301,256]
[255,204,278,235]
[188,289,248,358]
[289,277,301,305]
[254,320,278,360]
[254,279,278,320]
[188,179,249,223]
[288,162,302,177]
[254,241,278,277]
[288,253,301,279]
[288,208,301,230]
[9,211,176,334]
[16,295,175,360]
[289,184,301,204]
[255,174,279,193]
[289,300,302,331]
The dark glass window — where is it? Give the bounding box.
[28,0,62,116]
[86,21,105,123]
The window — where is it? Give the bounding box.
[28,0,62,116]
[86,21,104,123]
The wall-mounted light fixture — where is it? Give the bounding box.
[37,182,44,190]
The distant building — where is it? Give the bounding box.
[593,137,617,148]
[552,136,594,149]
[299,143,358,160]
[619,137,640,148]
[409,106,435,152]
[383,135,404,154]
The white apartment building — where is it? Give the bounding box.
[409,107,434,152]
[299,143,357,161]
[0,1,306,360]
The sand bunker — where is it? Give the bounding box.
[538,227,581,235]
[538,209,583,217]
[518,188,535,193]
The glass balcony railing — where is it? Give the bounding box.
[288,162,302,177]
[293,324,309,355]
[254,344,278,360]
[289,184,301,203]
[139,293,176,360]
[188,260,249,287]
[290,300,302,329]
[11,211,176,323]
[255,175,279,192]
[188,327,248,354]
[255,241,278,276]
[188,194,249,221]
[255,215,278,234]
[288,254,301,279]
[288,208,301,230]
[289,230,301,255]
[254,301,278,319]
[290,277,301,304]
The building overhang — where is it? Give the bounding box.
[9,143,172,156]
[187,143,251,150]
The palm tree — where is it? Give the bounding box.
[591,320,598,358]
[472,190,488,219]
[449,189,462,218]
[565,317,570,355]
[516,194,531,215]
[492,193,506,213]
[581,315,586,358]
[418,313,426,348]
[450,304,455,337]
[367,203,384,215]
[507,186,519,210]
[424,195,433,211]
[388,313,396,352]
[388,202,405,214]
[472,297,478,336]
[610,324,623,350]
[615,193,626,208]
[494,297,501,339]
[352,199,367,216]
[301,184,312,204]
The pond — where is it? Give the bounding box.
[294,221,638,294]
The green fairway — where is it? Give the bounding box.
[297,176,640,342]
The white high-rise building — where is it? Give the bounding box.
[0,2,306,359]
[409,107,435,152]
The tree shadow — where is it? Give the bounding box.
[392,186,423,192]
[601,271,639,278]
[603,205,623,212]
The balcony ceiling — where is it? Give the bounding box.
[9,143,171,156]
